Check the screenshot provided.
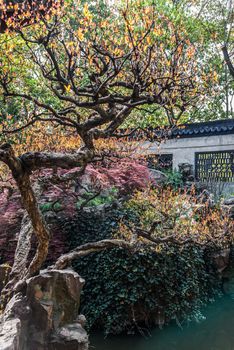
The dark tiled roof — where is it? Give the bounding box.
[127,119,234,141]
[170,119,234,138]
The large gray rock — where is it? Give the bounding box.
[27,269,84,328]
[0,269,89,350]
[0,293,28,350]
[50,323,89,350]
[0,317,22,350]
[26,269,87,349]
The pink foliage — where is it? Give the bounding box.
[84,158,153,193]
[36,158,153,207]
[0,188,23,264]
[0,158,153,264]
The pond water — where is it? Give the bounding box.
[91,295,234,350]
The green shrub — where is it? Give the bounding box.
[163,170,183,189]
[76,187,119,209]
[39,201,62,213]
[61,208,221,336]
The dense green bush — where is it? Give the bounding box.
[162,169,183,189]
[61,208,221,336]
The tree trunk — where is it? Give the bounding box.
[0,143,93,295]
[15,170,50,278]
[0,144,50,285]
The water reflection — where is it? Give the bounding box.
[91,295,234,350]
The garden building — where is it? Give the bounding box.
[143,119,234,193]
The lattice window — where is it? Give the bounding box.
[195,151,234,182]
[146,154,173,171]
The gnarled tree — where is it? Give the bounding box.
[0,0,217,302]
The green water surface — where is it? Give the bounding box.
[91,295,234,350]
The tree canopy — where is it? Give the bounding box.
[0,0,233,303]
[0,0,223,143]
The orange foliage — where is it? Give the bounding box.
[0,1,218,177]
[119,187,233,248]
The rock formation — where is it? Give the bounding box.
[0,269,89,350]
[222,197,234,220]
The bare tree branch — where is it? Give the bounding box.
[222,45,234,78]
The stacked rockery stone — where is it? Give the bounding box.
[222,197,234,220]
[0,269,89,350]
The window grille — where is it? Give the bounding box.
[195,151,234,182]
